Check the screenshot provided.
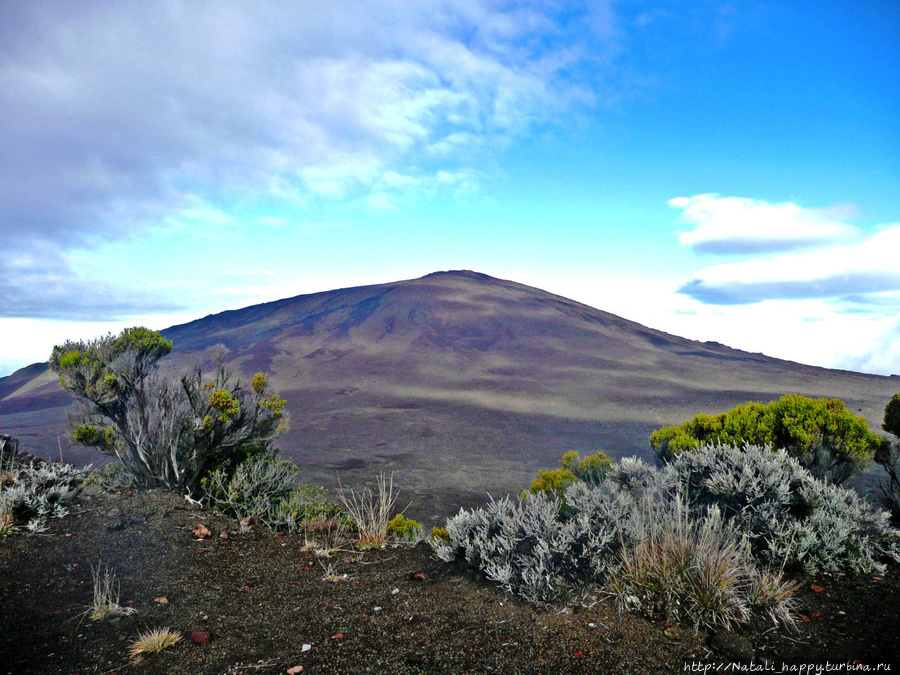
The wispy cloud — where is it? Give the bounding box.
[678,223,900,306]
[0,245,181,320]
[670,194,863,255]
[670,194,900,374]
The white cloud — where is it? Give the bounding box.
[679,225,900,305]
[0,1,615,248]
[670,194,863,254]
[670,194,900,375]
[0,0,622,321]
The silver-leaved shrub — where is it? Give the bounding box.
[434,443,900,627]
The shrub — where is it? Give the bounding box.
[523,450,613,501]
[436,444,898,626]
[50,330,288,490]
[435,481,631,604]
[650,395,885,484]
[0,455,89,535]
[386,514,422,542]
[876,392,900,523]
[201,450,298,522]
[670,444,900,575]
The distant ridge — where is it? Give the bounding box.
[2,270,897,520]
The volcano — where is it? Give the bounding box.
[2,270,897,521]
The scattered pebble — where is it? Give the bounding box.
[193,524,212,539]
[191,631,211,645]
[153,596,168,604]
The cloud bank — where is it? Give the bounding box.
[0,0,620,319]
[671,194,900,374]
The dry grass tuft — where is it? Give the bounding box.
[88,562,137,621]
[128,627,182,658]
[337,472,402,549]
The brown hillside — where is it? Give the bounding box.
[2,270,898,524]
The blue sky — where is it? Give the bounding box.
[1,0,899,377]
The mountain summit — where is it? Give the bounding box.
[2,271,896,519]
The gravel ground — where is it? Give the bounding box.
[1,487,898,675]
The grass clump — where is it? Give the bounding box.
[87,562,137,621]
[607,497,795,629]
[338,472,408,549]
[128,627,182,658]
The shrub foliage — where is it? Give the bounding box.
[650,394,885,484]
[435,444,900,627]
[50,329,287,490]
[876,391,900,522]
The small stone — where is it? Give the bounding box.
[193,524,212,539]
[153,596,169,604]
[287,667,304,674]
[301,644,312,653]
[410,572,427,582]
[191,631,211,645]
[219,531,229,541]
[391,588,400,595]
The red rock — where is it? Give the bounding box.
[193,524,212,539]
[191,631,211,645]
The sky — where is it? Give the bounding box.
[1,0,899,378]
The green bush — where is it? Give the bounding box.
[50,330,288,490]
[523,450,612,501]
[650,395,885,484]
[386,514,422,542]
[876,392,900,523]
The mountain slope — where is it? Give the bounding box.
[2,270,897,521]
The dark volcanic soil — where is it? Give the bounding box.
[1,487,898,675]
